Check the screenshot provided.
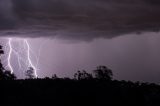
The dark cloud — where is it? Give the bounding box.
[0,0,160,40]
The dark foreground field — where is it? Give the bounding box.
[0,79,160,106]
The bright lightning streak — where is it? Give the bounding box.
[24,39,38,78]
[7,38,14,73]
[3,38,42,78]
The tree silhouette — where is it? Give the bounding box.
[0,45,4,72]
[0,45,16,80]
[0,45,4,54]
[3,71,16,80]
[0,46,5,80]
[25,67,35,79]
[93,66,113,80]
[52,74,58,79]
[74,70,93,80]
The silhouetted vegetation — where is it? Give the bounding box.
[93,65,113,80]
[0,46,16,80]
[0,45,160,105]
[74,70,93,80]
[25,67,35,79]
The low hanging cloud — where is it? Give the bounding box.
[0,0,160,40]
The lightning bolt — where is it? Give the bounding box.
[24,39,38,78]
[3,38,40,78]
[7,38,14,74]
[1,37,49,79]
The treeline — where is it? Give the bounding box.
[0,45,114,81]
[1,46,160,105]
[0,73,160,105]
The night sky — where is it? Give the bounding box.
[0,0,160,83]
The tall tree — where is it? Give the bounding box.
[0,45,16,80]
[25,67,35,79]
[74,70,93,80]
[93,66,113,80]
[0,45,5,79]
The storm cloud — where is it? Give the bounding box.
[0,0,160,40]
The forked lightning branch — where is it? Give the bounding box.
[4,38,38,78]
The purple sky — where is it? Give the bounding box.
[30,32,160,83]
[0,0,160,83]
[1,32,160,83]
